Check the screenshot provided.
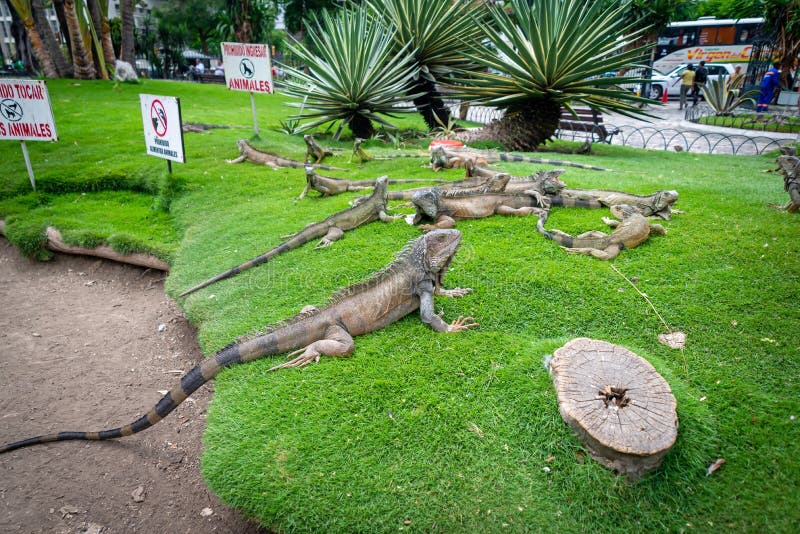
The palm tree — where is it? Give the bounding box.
[64,0,96,78]
[7,0,59,77]
[31,0,73,77]
[120,0,135,64]
[454,0,654,152]
[281,6,420,140]
[87,0,117,73]
[364,0,487,130]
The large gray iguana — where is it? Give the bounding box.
[299,165,444,199]
[228,139,346,171]
[463,159,567,203]
[0,229,477,454]
[178,176,401,297]
[430,146,611,172]
[769,155,800,213]
[411,184,549,231]
[536,204,666,260]
[555,188,680,220]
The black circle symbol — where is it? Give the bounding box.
[0,99,23,122]
[150,99,168,137]
[239,58,255,79]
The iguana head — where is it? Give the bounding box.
[430,146,449,171]
[422,229,463,279]
[303,134,315,146]
[650,190,679,219]
[535,170,567,195]
[237,139,247,151]
[410,189,439,223]
[304,165,315,180]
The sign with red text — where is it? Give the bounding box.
[139,93,185,163]
[0,79,57,141]
[221,42,273,93]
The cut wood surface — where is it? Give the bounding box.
[549,337,678,479]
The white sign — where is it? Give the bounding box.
[221,42,273,93]
[0,79,57,141]
[140,93,185,163]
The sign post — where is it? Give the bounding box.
[0,79,59,190]
[139,93,185,172]
[221,42,273,136]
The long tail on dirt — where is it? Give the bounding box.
[0,341,265,453]
[178,223,330,297]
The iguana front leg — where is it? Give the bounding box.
[561,244,621,260]
[435,287,473,298]
[378,210,403,223]
[268,324,355,371]
[419,215,456,232]
[495,206,547,217]
[316,227,345,248]
[226,155,246,164]
[419,280,478,332]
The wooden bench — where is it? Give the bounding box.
[558,107,619,144]
[196,72,225,84]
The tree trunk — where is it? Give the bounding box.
[5,1,32,71]
[86,0,112,79]
[31,0,73,77]
[346,114,374,141]
[51,0,72,60]
[120,0,135,64]
[9,0,59,78]
[63,0,96,79]
[408,77,451,130]
[482,100,562,152]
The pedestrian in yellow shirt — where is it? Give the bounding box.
[679,64,695,110]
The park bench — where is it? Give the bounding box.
[557,107,619,144]
[197,72,225,84]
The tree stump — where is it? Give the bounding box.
[549,338,678,479]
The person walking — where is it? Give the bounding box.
[727,65,745,90]
[679,64,695,110]
[757,62,782,113]
[692,60,708,106]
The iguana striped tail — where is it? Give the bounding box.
[493,153,611,171]
[178,223,330,297]
[0,343,251,453]
[548,196,603,209]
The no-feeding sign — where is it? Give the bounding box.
[0,79,57,141]
[139,93,185,163]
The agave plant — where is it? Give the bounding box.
[453,0,655,152]
[280,6,420,141]
[702,76,759,116]
[364,0,487,130]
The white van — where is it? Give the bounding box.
[647,63,738,100]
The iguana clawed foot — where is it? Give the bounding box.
[435,287,472,298]
[447,316,479,332]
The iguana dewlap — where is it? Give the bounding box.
[0,230,477,454]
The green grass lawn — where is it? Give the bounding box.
[1,79,798,532]
[697,112,800,134]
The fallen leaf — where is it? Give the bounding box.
[658,331,686,349]
[731,320,738,328]
[131,486,145,503]
[545,456,555,462]
[200,507,214,517]
[467,421,484,438]
[59,505,83,519]
[706,458,725,477]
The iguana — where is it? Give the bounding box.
[227,139,346,171]
[411,186,549,231]
[768,155,800,213]
[350,138,427,164]
[430,146,611,172]
[463,159,567,203]
[536,204,666,260]
[304,134,339,164]
[181,122,232,133]
[0,229,478,454]
[299,165,444,199]
[555,189,680,220]
[178,176,401,297]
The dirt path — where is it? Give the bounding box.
[0,239,265,534]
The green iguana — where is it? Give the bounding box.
[178,176,401,297]
[430,146,611,172]
[304,134,340,164]
[350,138,427,164]
[411,185,549,231]
[227,139,346,171]
[536,204,666,260]
[299,165,444,199]
[555,189,680,220]
[769,155,800,213]
[0,229,477,454]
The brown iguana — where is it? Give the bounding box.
[304,134,339,164]
[178,176,401,297]
[536,204,666,260]
[769,155,800,213]
[299,165,444,199]
[181,122,232,133]
[350,138,427,164]
[430,146,611,172]
[0,229,477,454]
[463,159,567,203]
[227,139,346,171]
[554,188,680,220]
[411,185,549,231]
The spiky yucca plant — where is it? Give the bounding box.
[454,0,655,152]
[280,6,420,140]
[365,0,487,130]
[702,76,759,116]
